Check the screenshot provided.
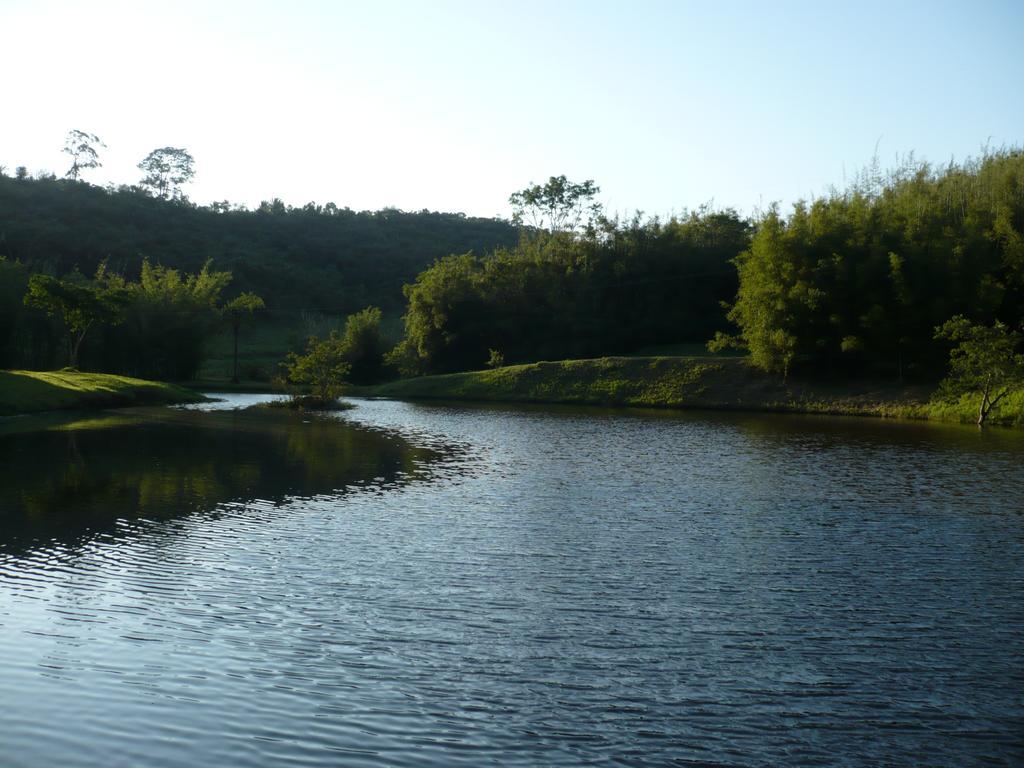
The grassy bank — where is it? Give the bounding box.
[0,370,207,417]
[363,356,1024,426]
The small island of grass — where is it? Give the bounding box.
[0,369,206,417]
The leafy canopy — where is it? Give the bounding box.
[138,147,196,199]
[225,291,266,320]
[63,129,105,181]
[23,265,130,366]
[509,175,601,234]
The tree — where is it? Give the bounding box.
[487,349,505,369]
[138,147,195,199]
[282,331,351,405]
[387,253,490,375]
[0,257,30,367]
[63,129,106,180]
[121,259,232,380]
[935,316,1024,426]
[711,207,818,379]
[509,175,601,233]
[224,292,265,382]
[23,267,129,367]
[337,306,387,384]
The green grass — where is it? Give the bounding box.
[915,388,1024,427]
[362,356,1024,426]
[627,342,745,358]
[198,321,297,383]
[0,370,206,417]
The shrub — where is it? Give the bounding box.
[281,331,351,406]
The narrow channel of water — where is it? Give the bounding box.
[1,397,1022,766]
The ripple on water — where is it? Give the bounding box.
[0,397,1023,766]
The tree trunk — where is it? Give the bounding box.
[69,325,91,369]
[977,376,992,427]
[231,322,240,383]
[981,388,1010,427]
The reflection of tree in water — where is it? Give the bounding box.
[281,416,436,488]
[0,409,442,555]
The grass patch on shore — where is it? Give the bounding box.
[0,370,206,417]
[362,356,1024,426]
[918,389,1024,427]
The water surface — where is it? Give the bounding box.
[1,397,1022,766]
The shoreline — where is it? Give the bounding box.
[356,356,1024,428]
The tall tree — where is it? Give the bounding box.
[138,147,195,199]
[509,175,601,234]
[63,129,106,180]
[708,207,815,379]
[223,292,265,382]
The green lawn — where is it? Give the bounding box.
[0,370,206,417]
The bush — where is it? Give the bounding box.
[281,331,351,405]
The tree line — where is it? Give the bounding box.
[388,204,750,375]
[3,136,1022,405]
[0,170,518,320]
[709,149,1024,379]
[383,152,1024,386]
[1,258,262,380]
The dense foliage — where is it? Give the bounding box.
[95,261,234,380]
[713,150,1024,378]
[1,256,242,379]
[5,150,1024,393]
[0,173,518,317]
[389,210,751,375]
[0,171,516,378]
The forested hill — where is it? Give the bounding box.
[0,175,519,314]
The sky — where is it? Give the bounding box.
[1,0,1022,220]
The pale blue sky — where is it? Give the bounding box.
[1,0,1021,219]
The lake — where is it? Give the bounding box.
[1,395,1022,766]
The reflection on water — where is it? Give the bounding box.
[0,407,441,555]
[1,397,1023,767]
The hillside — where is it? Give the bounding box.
[0,175,519,316]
